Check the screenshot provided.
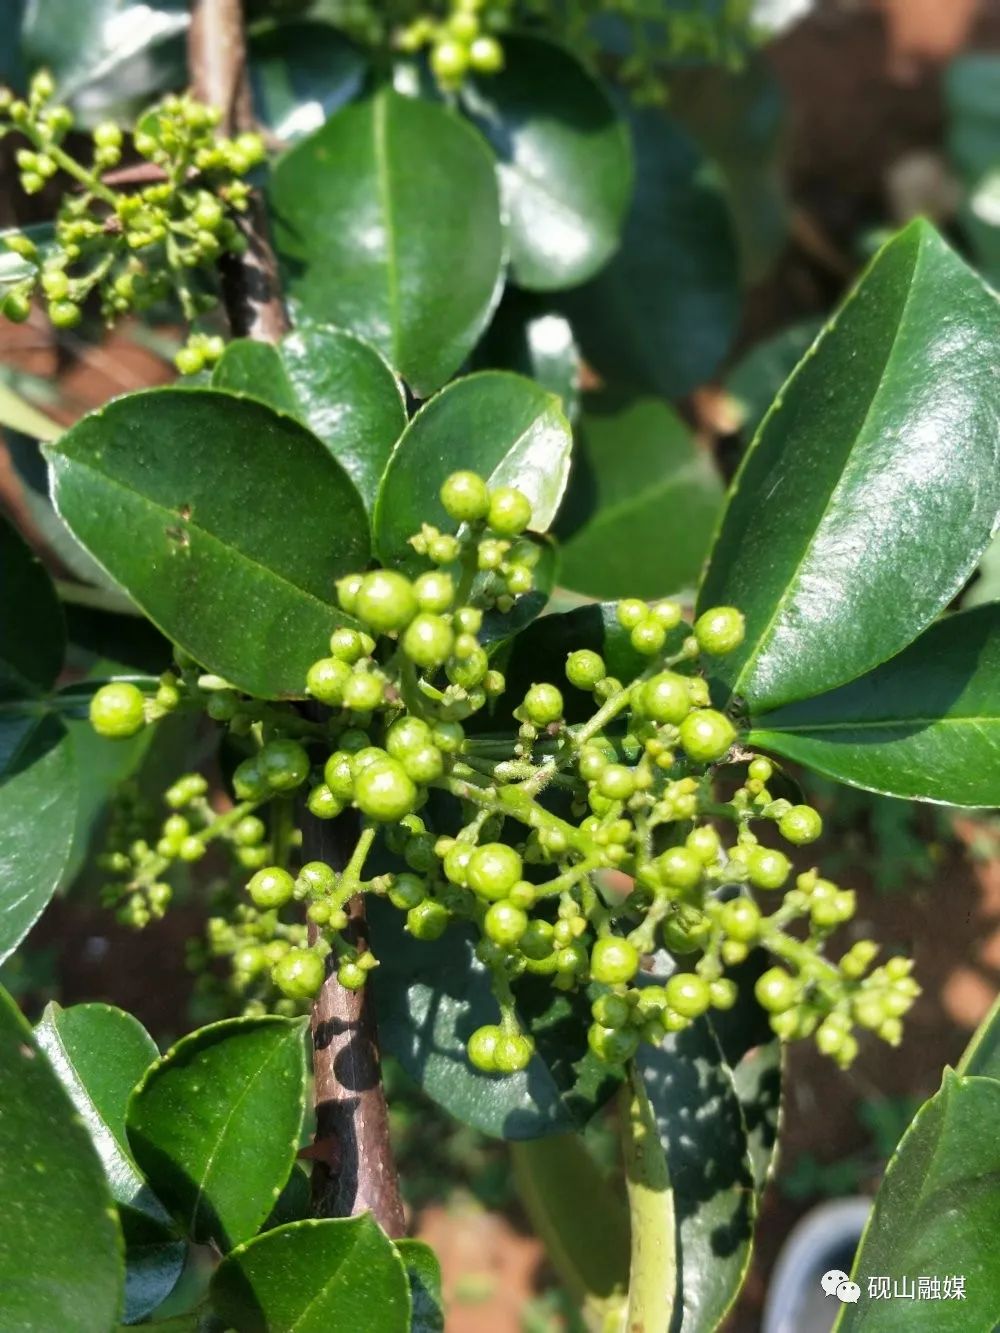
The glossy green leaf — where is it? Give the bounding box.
[730,1043,782,1200]
[511,1134,629,1311]
[555,393,723,601]
[127,1016,308,1250]
[0,984,124,1332]
[957,990,1000,1079]
[19,0,189,126]
[35,1002,162,1213]
[560,106,739,399]
[370,899,619,1140]
[838,1071,1000,1331]
[375,371,572,567]
[0,712,78,963]
[0,509,64,699]
[47,389,369,698]
[700,220,1000,713]
[723,318,824,442]
[248,20,368,143]
[269,89,504,397]
[637,1007,755,1333]
[472,291,580,420]
[460,34,632,291]
[210,1217,411,1333]
[396,1240,444,1333]
[213,326,405,512]
[749,605,1000,806]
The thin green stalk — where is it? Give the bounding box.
[621,1066,676,1333]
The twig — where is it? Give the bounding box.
[186,0,404,1238]
[188,0,289,343]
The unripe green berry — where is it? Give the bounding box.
[520,919,555,961]
[616,599,647,630]
[440,470,489,522]
[492,1031,533,1073]
[467,1024,502,1071]
[467,843,522,900]
[566,649,605,689]
[746,847,791,891]
[355,570,418,633]
[665,972,711,1019]
[306,656,351,704]
[484,899,528,945]
[2,288,32,323]
[353,758,417,822]
[338,960,366,990]
[686,825,720,863]
[657,846,703,891]
[693,606,745,656]
[247,866,295,910]
[469,33,504,71]
[521,683,563,726]
[779,804,823,845]
[389,873,426,911]
[343,672,384,712]
[431,38,470,83]
[273,948,325,1000]
[324,751,355,800]
[678,709,736,764]
[642,672,691,724]
[413,569,455,613]
[590,936,639,985]
[631,617,666,656]
[259,738,311,792]
[297,861,337,896]
[709,978,738,1010]
[593,992,632,1029]
[329,626,369,662]
[407,899,449,940]
[755,967,799,1014]
[719,897,761,943]
[597,764,634,801]
[90,682,146,738]
[488,486,532,535]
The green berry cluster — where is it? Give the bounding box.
[89,470,919,1070]
[0,74,263,366]
[398,0,508,87]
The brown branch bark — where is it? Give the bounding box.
[186,0,405,1238]
[188,0,289,343]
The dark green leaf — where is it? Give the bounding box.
[210,1216,411,1333]
[6,430,133,601]
[0,984,124,1332]
[20,0,189,126]
[555,393,723,601]
[460,34,632,291]
[637,1012,755,1333]
[700,220,1000,713]
[396,1239,444,1333]
[34,1002,162,1214]
[0,0,25,86]
[375,371,572,567]
[668,57,790,283]
[472,290,580,421]
[749,605,1000,806]
[723,319,824,442]
[0,508,64,698]
[117,1206,187,1326]
[837,1071,1000,1331]
[269,89,504,397]
[944,54,1000,287]
[0,712,78,963]
[213,326,405,511]
[370,899,619,1139]
[47,389,370,698]
[127,1016,308,1250]
[560,106,739,399]
[957,990,1000,1079]
[730,1044,782,1200]
[64,602,172,676]
[248,20,368,143]
[511,1134,629,1308]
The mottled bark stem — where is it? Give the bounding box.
[187,0,405,1237]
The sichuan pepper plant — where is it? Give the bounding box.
[4,6,1000,1332]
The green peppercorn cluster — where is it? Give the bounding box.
[89,470,919,1071]
[398,0,507,87]
[0,74,263,368]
